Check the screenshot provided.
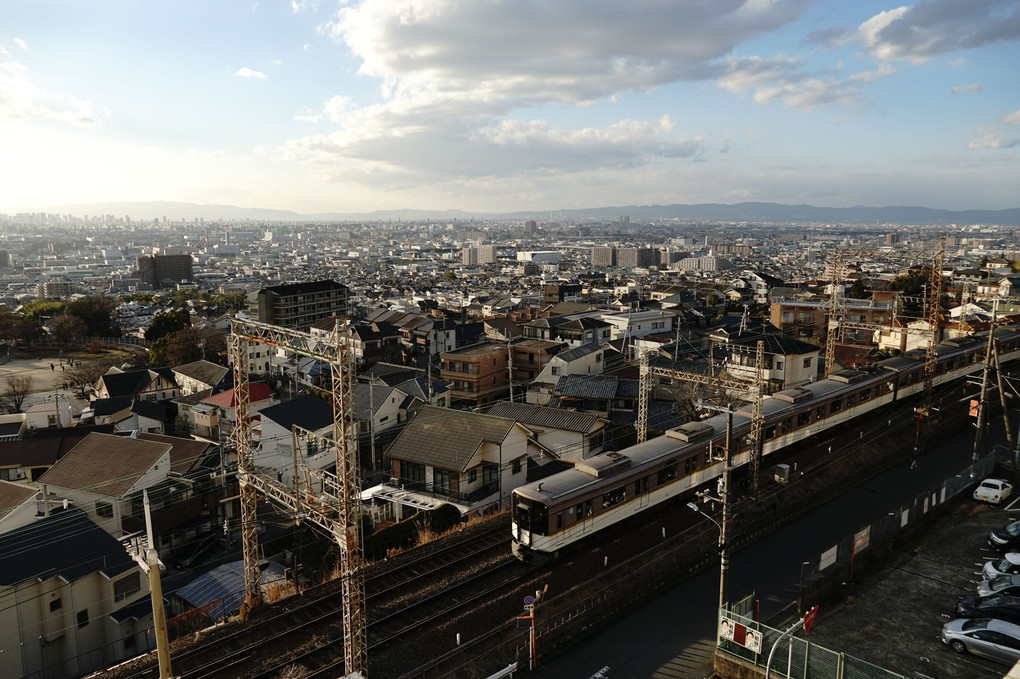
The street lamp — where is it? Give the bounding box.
[688,500,727,613]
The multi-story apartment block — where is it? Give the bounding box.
[592,246,616,268]
[770,296,896,339]
[617,247,657,269]
[441,342,510,408]
[256,279,348,331]
[136,254,193,288]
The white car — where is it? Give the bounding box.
[943,618,1020,664]
[985,553,1020,581]
[975,478,1014,505]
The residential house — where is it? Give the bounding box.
[0,509,153,679]
[531,343,608,402]
[0,413,27,441]
[486,402,607,461]
[92,368,180,402]
[350,321,403,369]
[172,359,231,396]
[373,406,536,522]
[521,315,612,347]
[25,401,72,429]
[509,338,566,384]
[257,395,338,486]
[441,341,510,408]
[197,383,276,440]
[0,424,116,484]
[0,480,37,532]
[724,333,820,392]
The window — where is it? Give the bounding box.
[512,458,522,474]
[95,501,113,518]
[468,468,477,483]
[776,361,783,370]
[77,609,89,629]
[797,411,811,427]
[551,366,559,376]
[49,598,62,613]
[114,572,141,602]
[602,486,626,509]
[657,464,677,485]
[433,469,450,495]
[803,357,812,368]
[830,399,842,414]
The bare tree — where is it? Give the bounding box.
[1,376,34,413]
[65,358,118,398]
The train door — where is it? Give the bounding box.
[575,499,593,535]
[638,476,650,508]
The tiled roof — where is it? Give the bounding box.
[384,406,516,472]
[555,343,602,362]
[0,480,36,522]
[486,402,602,434]
[729,332,819,356]
[556,374,620,400]
[37,432,170,498]
[173,360,230,387]
[259,394,335,433]
[0,507,135,586]
[260,279,347,296]
[0,425,116,468]
[202,383,275,407]
[138,433,213,474]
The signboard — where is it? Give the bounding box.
[804,605,819,635]
[517,616,532,629]
[720,618,735,641]
[524,595,535,605]
[853,526,870,552]
[970,399,979,417]
[524,604,534,611]
[819,544,838,571]
[744,628,762,654]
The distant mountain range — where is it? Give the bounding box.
[29,200,1020,225]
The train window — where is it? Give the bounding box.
[797,411,810,427]
[556,512,563,530]
[846,394,856,407]
[657,464,677,485]
[765,425,776,440]
[830,399,842,414]
[514,499,549,535]
[815,407,825,421]
[602,486,626,509]
[585,500,592,517]
[685,456,700,474]
[642,476,649,495]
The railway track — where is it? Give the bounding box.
[114,523,512,679]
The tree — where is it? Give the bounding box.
[1,376,33,413]
[22,300,65,319]
[847,279,868,300]
[149,326,225,367]
[50,314,88,344]
[145,308,191,342]
[65,358,119,398]
[12,316,44,345]
[887,269,929,296]
[65,295,119,337]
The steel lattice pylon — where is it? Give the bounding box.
[229,318,366,676]
[231,333,261,617]
[921,237,946,409]
[637,345,765,488]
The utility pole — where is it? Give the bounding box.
[974,317,997,463]
[690,403,733,611]
[126,490,172,679]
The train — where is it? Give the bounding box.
[511,327,1020,564]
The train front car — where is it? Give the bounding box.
[511,486,551,564]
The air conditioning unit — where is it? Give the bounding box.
[389,477,399,486]
[774,464,791,484]
[15,470,26,480]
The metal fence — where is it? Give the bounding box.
[71,335,151,348]
[797,451,995,610]
[716,451,998,679]
[719,608,907,679]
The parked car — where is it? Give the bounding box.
[942,617,1020,664]
[984,553,1020,580]
[956,594,1020,624]
[978,575,1020,597]
[974,478,1014,504]
[989,519,1020,552]
[174,534,220,569]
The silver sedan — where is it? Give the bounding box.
[942,618,1020,664]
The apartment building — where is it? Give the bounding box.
[441,342,510,408]
[256,279,349,331]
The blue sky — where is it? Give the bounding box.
[2,0,1018,214]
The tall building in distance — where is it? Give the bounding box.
[616,247,657,269]
[463,245,497,265]
[256,279,349,331]
[135,254,194,288]
[523,220,537,236]
[592,246,617,268]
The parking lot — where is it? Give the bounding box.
[805,492,1020,678]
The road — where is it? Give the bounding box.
[533,422,1007,679]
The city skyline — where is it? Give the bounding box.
[2,0,1019,214]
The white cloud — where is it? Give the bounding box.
[13,38,27,50]
[949,58,967,66]
[234,67,266,79]
[967,134,1020,149]
[290,0,318,13]
[1003,109,1020,125]
[714,56,886,111]
[0,60,99,124]
[951,84,982,94]
[858,0,1020,63]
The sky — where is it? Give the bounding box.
[1,0,1019,215]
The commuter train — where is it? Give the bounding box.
[511,327,1020,564]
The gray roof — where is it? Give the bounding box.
[556,374,620,400]
[384,406,518,472]
[173,360,230,387]
[259,394,335,433]
[486,402,603,434]
[555,342,602,363]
